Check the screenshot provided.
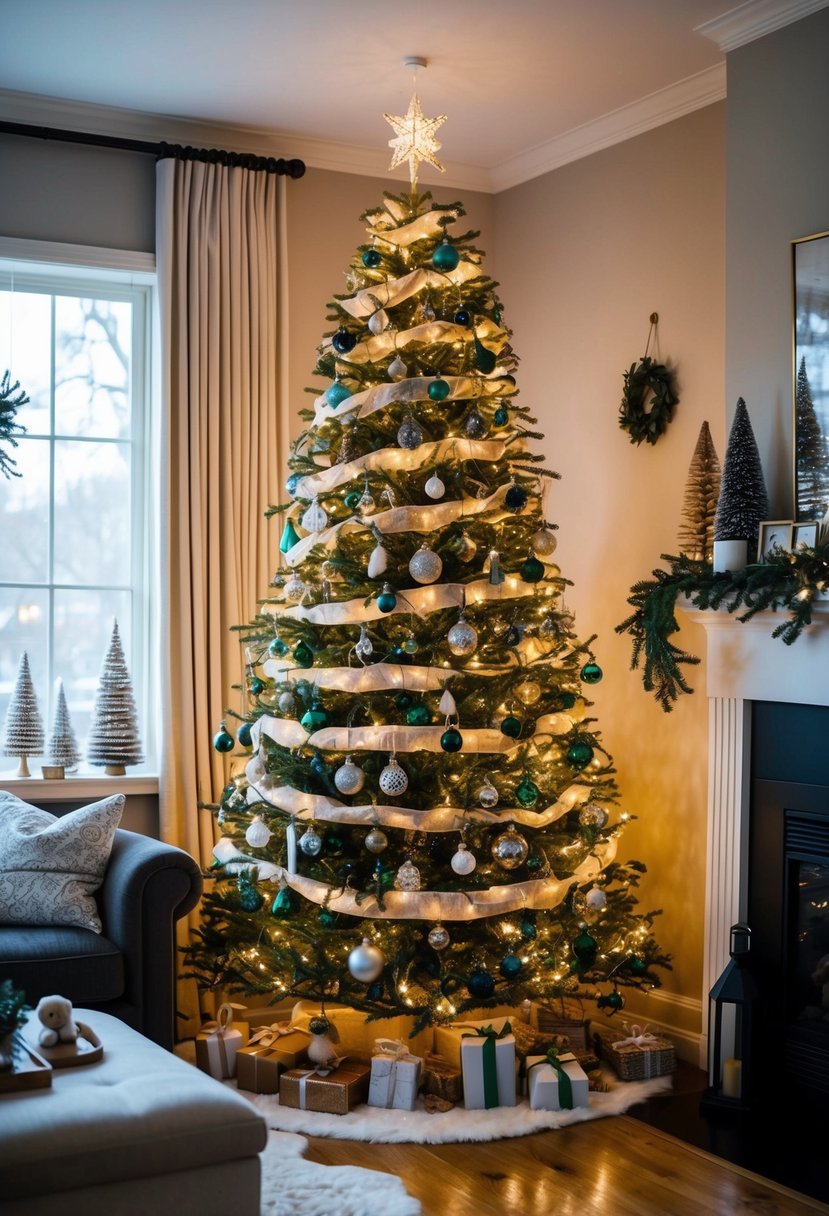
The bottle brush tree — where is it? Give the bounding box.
[2,651,44,777]
[677,421,721,563]
[713,398,768,554]
[87,621,144,776]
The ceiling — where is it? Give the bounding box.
[0,0,825,191]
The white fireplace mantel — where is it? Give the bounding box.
[681,599,829,1068]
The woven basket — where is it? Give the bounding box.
[594,1029,675,1080]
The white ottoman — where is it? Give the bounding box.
[0,1010,267,1216]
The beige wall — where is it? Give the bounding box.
[493,103,726,1024]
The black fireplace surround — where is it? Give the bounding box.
[749,700,829,1101]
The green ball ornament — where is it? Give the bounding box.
[344,490,362,509]
[499,951,522,979]
[520,555,545,583]
[250,675,265,695]
[377,585,397,613]
[300,705,328,732]
[269,637,288,658]
[526,854,543,871]
[318,908,336,928]
[440,726,463,753]
[597,989,625,1013]
[628,956,648,975]
[238,882,263,912]
[467,968,495,999]
[362,248,382,269]
[581,662,603,684]
[395,692,413,710]
[428,377,450,402]
[474,336,497,374]
[271,886,295,917]
[236,722,253,748]
[515,773,540,807]
[432,240,460,271]
[213,723,234,753]
[406,704,431,726]
[500,715,522,738]
[572,925,598,966]
[567,738,594,769]
[293,640,314,669]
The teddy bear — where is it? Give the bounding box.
[36,994,80,1047]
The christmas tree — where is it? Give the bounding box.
[677,421,720,563]
[86,621,144,776]
[795,356,829,521]
[187,179,669,1030]
[2,651,44,777]
[713,398,768,553]
[47,679,80,771]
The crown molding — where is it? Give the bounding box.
[695,0,829,52]
[489,64,726,192]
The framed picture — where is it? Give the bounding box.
[792,521,818,549]
[793,232,829,522]
[758,520,793,561]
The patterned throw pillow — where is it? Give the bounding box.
[0,792,124,933]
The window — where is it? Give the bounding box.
[0,255,156,773]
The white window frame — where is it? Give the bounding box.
[0,238,158,784]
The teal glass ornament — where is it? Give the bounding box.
[213,723,234,753]
[520,555,545,583]
[331,328,356,354]
[454,307,471,326]
[432,239,460,271]
[236,721,253,748]
[567,738,594,769]
[572,924,598,966]
[325,380,352,408]
[344,489,362,509]
[520,919,537,940]
[271,886,295,917]
[238,881,263,912]
[395,692,413,710]
[250,675,265,695]
[526,854,543,871]
[474,336,497,374]
[581,662,603,685]
[279,519,300,553]
[362,247,382,269]
[428,377,450,401]
[597,989,625,1013]
[269,637,288,658]
[499,951,522,979]
[286,472,301,496]
[293,640,314,668]
[377,584,397,613]
[500,715,522,739]
[402,635,419,654]
[467,967,495,999]
[300,704,328,732]
[318,908,336,928]
[440,726,463,753]
[367,981,384,1001]
[628,956,648,975]
[494,406,509,427]
[390,646,413,666]
[406,704,431,726]
[516,772,540,807]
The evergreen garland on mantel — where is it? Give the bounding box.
[616,544,829,711]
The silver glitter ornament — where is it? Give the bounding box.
[579,803,609,829]
[334,755,366,796]
[283,572,306,602]
[348,938,385,983]
[277,690,296,713]
[388,355,408,381]
[428,924,450,951]
[585,885,607,912]
[464,407,488,439]
[450,842,477,875]
[301,498,328,533]
[532,528,558,557]
[245,816,272,848]
[477,777,499,809]
[299,825,323,856]
[491,824,529,869]
[397,413,424,450]
[395,858,421,891]
[446,614,478,656]
[379,754,409,796]
[364,827,388,853]
[424,472,445,500]
[408,544,443,584]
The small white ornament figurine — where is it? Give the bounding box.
[36,995,80,1047]
[306,1014,340,1067]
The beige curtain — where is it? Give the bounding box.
[156,155,290,1035]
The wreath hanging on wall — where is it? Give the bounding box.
[618,314,679,447]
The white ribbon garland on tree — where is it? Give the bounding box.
[313,371,516,427]
[295,438,511,499]
[339,261,480,319]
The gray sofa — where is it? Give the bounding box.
[0,828,203,1051]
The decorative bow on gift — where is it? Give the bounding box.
[614,1023,657,1050]
[460,1022,513,1110]
[202,1001,245,1037]
[543,1047,575,1110]
[374,1037,414,1060]
[249,1002,312,1049]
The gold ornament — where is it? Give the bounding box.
[384,93,447,187]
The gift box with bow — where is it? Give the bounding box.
[195,1002,249,1080]
[236,1006,312,1093]
[367,1038,423,1110]
[279,1058,370,1115]
[459,1022,516,1110]
[594,1023,675,1081]
[526,1049,589,1111]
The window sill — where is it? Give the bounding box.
[0,772,159,801]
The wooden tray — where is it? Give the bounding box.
[0,1037,52,1093]
[26,1021,103,1069]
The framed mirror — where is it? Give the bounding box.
[793,231,829,523]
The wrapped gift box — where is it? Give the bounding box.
[291,1001,431,1061]
[594,1024,675,1080]
[422,1052,463,1103]
[458,1023,516,1110]
[367,1038,423,1110]
[280,1060,370,1114]
[434,1014,515,1071]
[244,1005,312,1069]
[195,1003,249,1079]
[531,1002,590,1051]
[527,1051,589,1111]
[236,1043,286,1094]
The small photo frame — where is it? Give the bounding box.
[757,520,793,561]
[792,521,819,549]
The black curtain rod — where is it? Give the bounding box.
[0,119,306,178]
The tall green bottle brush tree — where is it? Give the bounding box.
[189,191,669,1028]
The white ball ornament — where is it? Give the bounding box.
[245,816,272,849]
[428,924,450,951]
[450,842,477,875]
[334,755,366,796]
[425,472,445,500]
[283,572,306,602]
[447,615,478,656]
[277,689,296,713]
[379,755,409,796]
[348,938,385,983]
[531,528,558,558]
[299,826,323,856]
[408,544,443,584]
[364,827,388,853]
[585,885,608,912]
[477,777,499,809]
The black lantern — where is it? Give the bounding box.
[702,923,758,1111]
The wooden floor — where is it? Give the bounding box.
[304,1116,829,1216]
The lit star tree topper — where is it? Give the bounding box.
[384,92,447,188]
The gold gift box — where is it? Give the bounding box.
[422,1052,463,1103]
[291,1001,432,1061]
[236,1043,285,1094]
[280,1060,370,1115]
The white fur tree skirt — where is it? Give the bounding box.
[243,1070,671,1144]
